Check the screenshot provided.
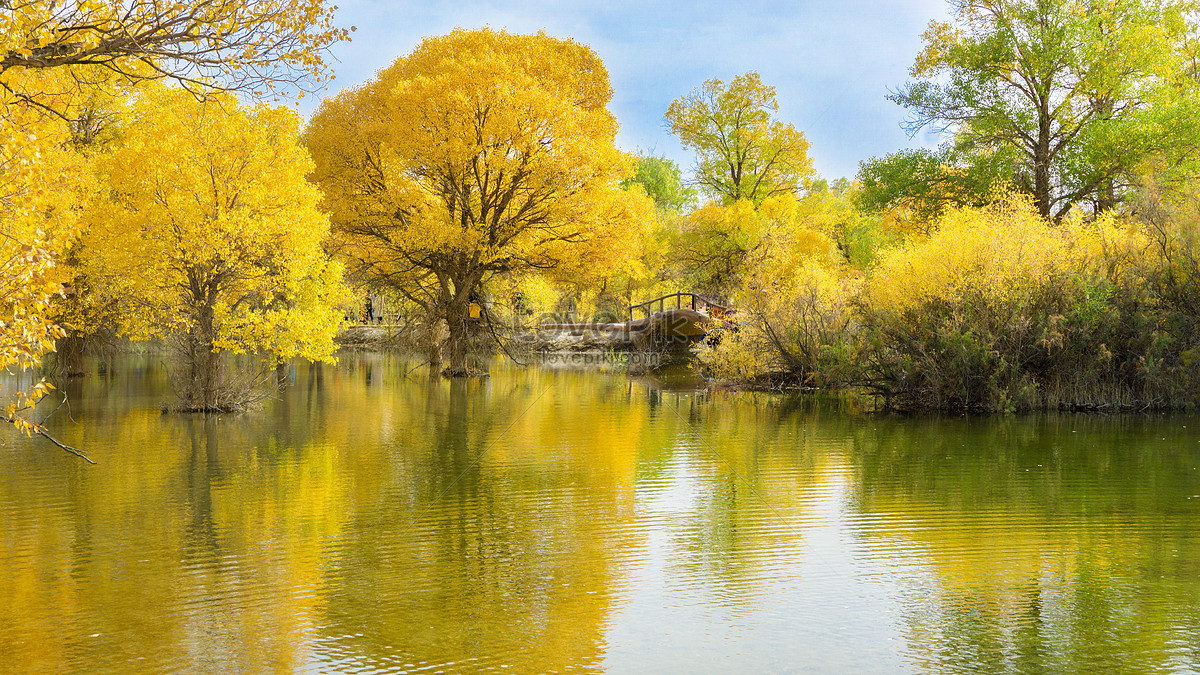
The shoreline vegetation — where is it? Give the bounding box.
[8,5,1200,437]
[39,279,1200,418]
[692,196,1200,414]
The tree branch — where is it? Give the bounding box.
[2,394,95,464]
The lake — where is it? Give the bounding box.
[2,352,1199,672]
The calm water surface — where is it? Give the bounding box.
[2,353,1199,673]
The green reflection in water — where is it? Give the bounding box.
[0,353,1197,673]
[846,416,1200,673]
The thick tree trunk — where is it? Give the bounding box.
[439,267,484,377]
[1095,97,1117,215]
[427,337,443,373]
[1035,109,1053,220]
[1096,176,1117,214]
[423,297,444,372]
[180,297,224,411]
[185,334,223,411]
[196,342,231,410]
[202,339,220,411]
[443,292,472,376]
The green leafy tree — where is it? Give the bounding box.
[621,153,696,212]
[856,146,1012,224]
[666,72,813,205]
[876,0,1200,221]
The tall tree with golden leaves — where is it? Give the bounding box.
[305,28,651,375]
[1,0,349,449]
[84,86,346,412]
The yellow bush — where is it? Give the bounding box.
[693,328,774,383]
[698,257,860,385]
[859,197,1161,411]
[867,198,1089,315]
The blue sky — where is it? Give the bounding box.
[310,0,951,181]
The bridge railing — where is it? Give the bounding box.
[628,292,731,322]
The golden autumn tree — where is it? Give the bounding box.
[0,0,350,107]
[0,0,349,446]
[666,72,813,205]
[84,86,346,412]
[0,67,95,445]
[305,28,651,375]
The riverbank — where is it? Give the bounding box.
[334,324,410,348]
[336,309,712,354]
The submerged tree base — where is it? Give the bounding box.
[165,344,284,415]
[442,366,489,379]
[160,402,250,414]
[160,381,271,414]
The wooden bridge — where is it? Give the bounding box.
[537,292,735,350]
[627,292,733,323]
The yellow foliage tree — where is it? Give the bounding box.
[674,193,844,298]
[692,193,855,385]
[0,68,95,449]
[84,86,346,411]
[1,0,349,448]
[666,72,813,205]
[0,0,349,107]
[677,199,764,296]
[305,28,651,375]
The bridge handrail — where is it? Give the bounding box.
[627,292,731,321]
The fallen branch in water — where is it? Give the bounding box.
[3,395,95,464]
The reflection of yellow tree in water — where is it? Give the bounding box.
[1,352,854,672]
[0,393,355,672]
[319,367,649,671]
[847,417,1200,672]
[626,390,851,608]
[0,402,208,672]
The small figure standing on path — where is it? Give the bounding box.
[365,296,374,323]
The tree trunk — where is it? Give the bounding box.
[203,343,220,411]
[443,292,472,376]
[181,297,223,411]
[274,356,288,387]
[1097,178,1116,214]
[439,266,485,377]
[1035,106,1053,220]
[1094,96,1117,215]
[188,334,223,412]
